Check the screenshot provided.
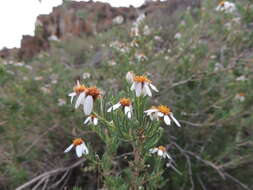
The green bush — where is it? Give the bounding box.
[0,0,253,189]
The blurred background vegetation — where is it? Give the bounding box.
[0,0,253,189]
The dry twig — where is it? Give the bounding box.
[15,158,86,190]
[172,142,251,190]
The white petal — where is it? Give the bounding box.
[127,110,132,119]
[68,92,76,97]
[128,106,133,118]
[83,116,91,125]
[80,143,85,154]
[142,87,147,96]
[135,83,142,97]
[107,103,121,112]
[84,95,93,115]
[112,103,121,110]
[144,109,157,113]
[126,71,134,83]
[68,92,76,104]
[76,145,83,157]
[64,144,74,153]
[144,83,152,96]
[107,106,112,112]
[75,92,85,109]
[83,143,89,154]
[93,117,98,125]
[165,153,172,160]
[158,150,163,156]
[130,82,136,91]
[124,106,130,114]
[157,112,164,117]
[170,113,181,127]
[164,115,171,125]
[149,83,159,92]
[149,148,158,154]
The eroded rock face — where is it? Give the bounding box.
[0,48,10,59]
[0,47,18,59]
[18,35,49,60]
[18,1,139,60]
[35,2,138,41]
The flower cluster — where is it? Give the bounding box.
[145,105,181,127]
[149,146,172,161]
[64,138,89,158]
[131,13,146,37]
[65,82,102,157]
[107,98,133,119]
[135,52,148,62]
[64,71,181,174]
[235,93,246,102]
[215,1,236,13]
[68,81,101,115]
[130,74,159,97]
[84,114,98,126]
[109,41,130,53]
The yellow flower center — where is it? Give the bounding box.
[133,75,151,83]
[132,39,138,43]
[157,105,171,115]
[119,98,131,106]
[219,1,225,6]
[73,138,84,146]
[90,114,97,119]
[73,84,86,94]
[85,87,101,99]
[158,146,166,152]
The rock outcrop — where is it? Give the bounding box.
[35,1,138,40]
[17,1,138,60]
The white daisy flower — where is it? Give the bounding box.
[174,32,182,40]
[130,27,140,37]
[82,72,91,79]
[234,93,246,102]
[107,98,133,119]
[84,114,98,125]
[57,98,66,106]
[125,71,135,83]
[145,106,160,121]
[150,146,181,174]
[143,25,151,36]
[130,75,158,97]
[130,39,139,48]
[215,1,236,13]
[108,60,117,66]
[64,138,89,158]
[144,105,181,127]
[236,75,247,81]
[149,146,172,160]
[75,86,101,115]
[68,80,86,104]
[135,53,147,62]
